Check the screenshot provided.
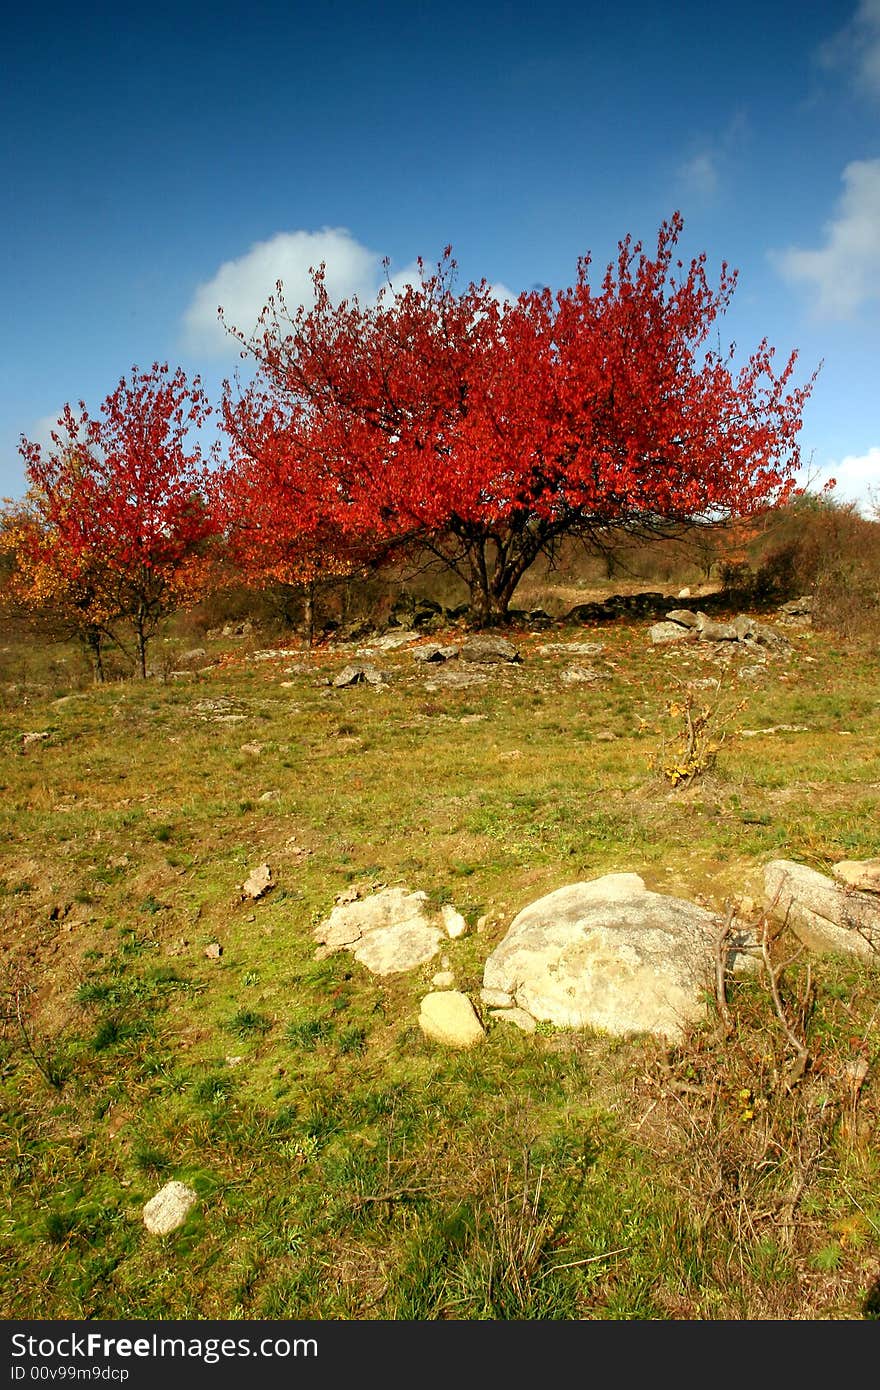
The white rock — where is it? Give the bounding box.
[764,860,880,961]
[441,904,468,938]
[143,1181,198,1236]
[483,873,732,1043]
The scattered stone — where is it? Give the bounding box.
[594,730,617,741]
[431,970,456,989]
[441,904,468,938]
[368,630,420,650]
[740,724,809,738]
[745,622,791,653]
[424,668,489,690]
[665,609,701,628]
[764,860,880,961]
[677,587,692,599]
[241,864,274,900]
[649,622,694,645]
[832,859,880,893]
[560,666,610,684]
[459,636,521,664]
[248,648,295,662]
[204,942,222,959]
[176,647,209,668]
[332,664,388,688]
[696,613,738,641]
[314,886,445,975]
[778,596,813,617]
[538,641,606,657]
[21,731,50,748]
[240,742,265,756]
[489,1007,537,1034]
[258,789,280,802]
[226,1055,244,1067]
[412,644,460,663]
[418,991,485,1048]
[142,1181,198,1236]
[483,872,752,1043]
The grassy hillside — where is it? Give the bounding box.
[1,586,879,1320]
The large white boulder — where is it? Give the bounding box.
[482,873,730,1043]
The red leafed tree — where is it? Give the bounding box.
[220,215,819,625]
[13,364,219,676]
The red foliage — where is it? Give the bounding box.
[220,215,819,624]
[15,364,219,674]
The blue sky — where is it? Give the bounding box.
[3,0,879,511]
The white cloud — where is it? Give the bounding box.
[772,159,880,317]
[182,229,517,356]
[677,152,719,199]
[819,0,880,98]
[182,228,387,356]
[801,445,880,514]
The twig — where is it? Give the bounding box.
[714,904,736,1036]
[541,1246,632,1277]
[761,919,809,1084]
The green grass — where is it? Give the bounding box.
[1,597,879,1319]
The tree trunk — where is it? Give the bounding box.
[134,611,147,678]
[84,627,105,683]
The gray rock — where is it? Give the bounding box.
[696,613,738,641]
[538,642,606,656]
[732,614,755,639]
[412,644,460,663]
[483,873,734,1043]
[332,664,388,688]
[649,622,694,645]
[423,668,489,689]
[143,1181,198,1236]
[370,630,420,650]
[665,609,701,628]
[176,647,209,668]
[419,991,485,1048]
[431,970,456,989]
[314,887,444,975]
[459,636,521,664]
[746,622,791,653]
[560,666,610,684]
[764,860,880,960]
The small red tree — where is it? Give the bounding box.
[14,364,219,676]
[220,216,819,625]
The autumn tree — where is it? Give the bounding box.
[12,364,219,676]
[220,215,819,625]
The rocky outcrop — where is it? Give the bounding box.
[764,860,880,961]
[332,664,388,688]
[459,636,521,664]
[482,872,754,1043]
[314,887,466,975]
